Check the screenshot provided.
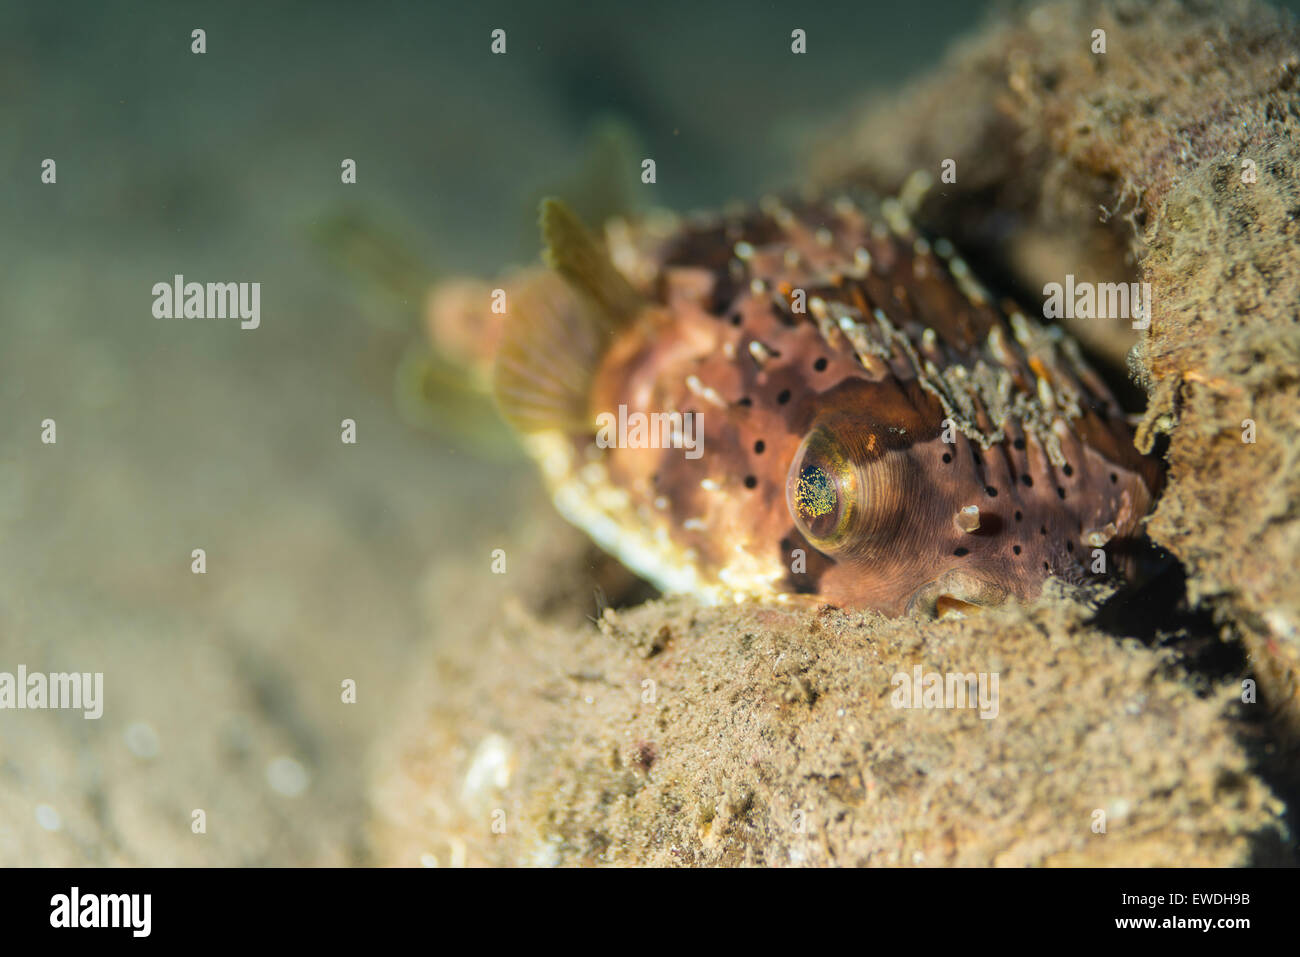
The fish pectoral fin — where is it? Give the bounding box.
[492,201,644,435]
[934,595,981,620]
[905,571,1009,619]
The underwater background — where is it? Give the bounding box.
[4,0,1299,864]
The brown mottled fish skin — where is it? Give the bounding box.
[477,193,1163,616]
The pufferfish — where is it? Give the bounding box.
[434,192,1162,616]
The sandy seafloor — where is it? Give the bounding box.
[4,0,1300,866]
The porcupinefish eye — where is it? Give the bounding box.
[786,429,859,550]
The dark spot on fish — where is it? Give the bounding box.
[1040,526,1048,536]
[738,396,752,407]
[777,389,792,404]
[1013,545,1022,555]
[1057,487,1066,499]
[953,547,969,557]
[754,440,765,454]
[985,485,998,497]
[744,475,758,489]
[813,357,828,372]
[1043,561,1050,572]
[1110,472,1118,484]
[942,452,952,464]
[1021,474,1033,487]
[730,312,743,326]
[1014,510,1022,521]
[1014,438,1026,451]
[1062,463,1074,477]
[1066,541,1074,552]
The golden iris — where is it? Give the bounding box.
[794,466,836,518]
[786,430,857,548]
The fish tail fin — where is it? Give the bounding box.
[310,208,432,318]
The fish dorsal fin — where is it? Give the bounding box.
[540,198,641,324]
[492,201,643,434]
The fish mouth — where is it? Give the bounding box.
[904,570,1009,618]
